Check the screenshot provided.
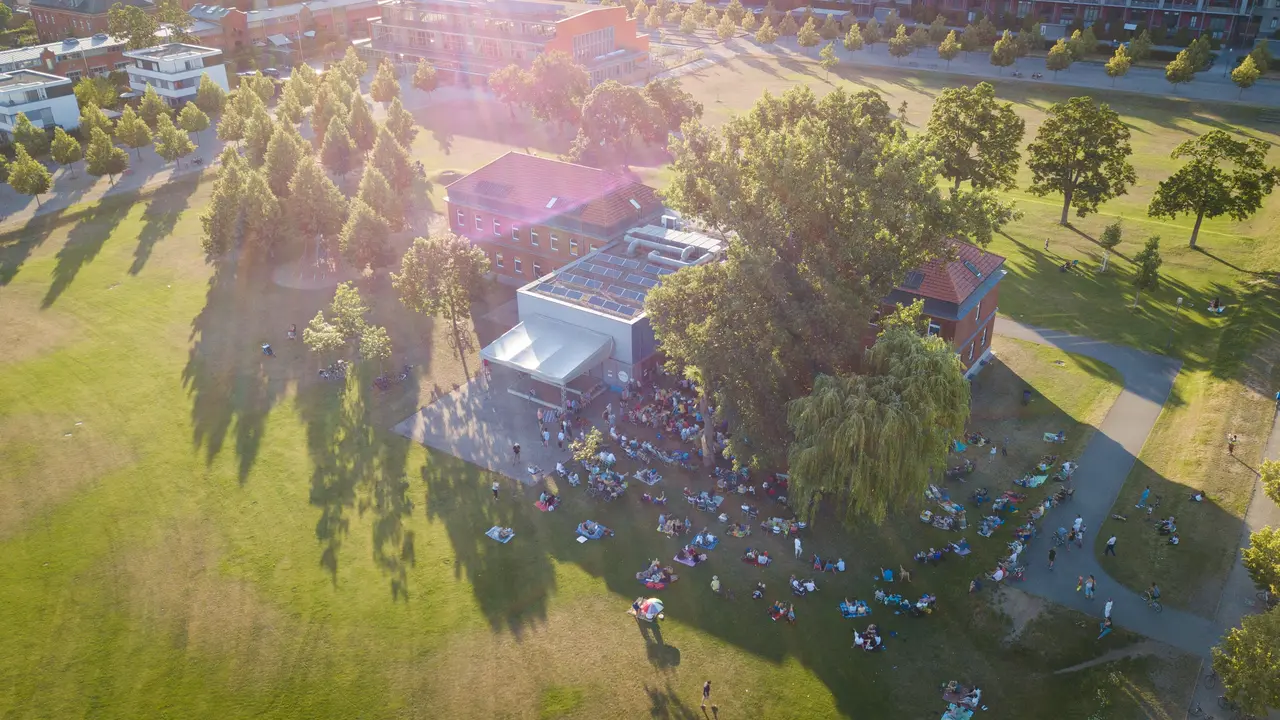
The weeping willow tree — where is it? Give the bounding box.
[786,317,970,526]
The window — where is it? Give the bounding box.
[511,226,520,241]
[1083,6,1098,22]
[967,343,975,362]
[549,234,558,250]
[533,262,542,277]
[569,238,579,256]
[975,300,982,321]
[513,257,523,274]
[493,219,502,236]
[1016,1,1031,17]
[1190,15,1197,27]
[530,230,539,247]
[456,209,464,226]
[1271,17,1278,28]
[589,243,598,254]
[927,321,942,336]
[980,327,988,347]
[495,253,504,268]
[475,214,483,230]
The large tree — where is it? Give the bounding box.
[1026,96,1136,225]
[643,77,703,138]
[385,96,419,149]
[357,165,403,230]
[84,127,128,186]
[321,115,356,178]
[1264,459,1280,506]
[138,85,171,129]
[1243,526,1280,595]
[937,30,959,68]
[288,156,348,260]
[264,120,308,198]
[567,80,656,165]
[412,59,438,95]
[370,58,400,105]
[12,113,50,156]
[369,127,413,190]
[888,24,912,62]
[1211,608,1280,718]
[1130,235,1162,308]
[989,30,1017,73]
[526,51,590,130]
[115,106,152,160]
[50,127,82,178]
[346,91,377,154]
[242,108,275,167]
[1105,44,1132,86]
[7,145,52,208]
[305,282,371,358]
[200,148,247,257]
[392,232,490,373]
[1233,54,1262,97]
[787,311,970,525]
[1046,38,1073,76]
[1165,49,1196,91]
[194,73,227,116]
[178,102,210,146]
[654,85,996,468]
[926,81,1024,191]
[241,169,284,260]
[488,64,528,119]
[153,114,195,168]
[1148,130,1279,248]
[79,102,114,143]
[107,2,158,50]
[339,198,391,270]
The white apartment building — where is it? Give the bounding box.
[0,69,79,141]
[122,43,230,107]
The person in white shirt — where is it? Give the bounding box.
[992,566,1006,582]
[835,558,845,572]
[1104,598,1113,618]
[794,537,802,558]
[1073,515,1084,533]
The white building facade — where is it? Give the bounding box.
[0,69,79,139]
[123,43,229,106]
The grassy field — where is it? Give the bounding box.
[2,59,1277,717]
[0,172,1185,719]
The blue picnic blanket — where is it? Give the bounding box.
[485,526,514,544]
[576,522,607,540]
[692,535,719,550]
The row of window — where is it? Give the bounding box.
[491,253,542,277]
[458,209,597,256]
[129,74,196,91]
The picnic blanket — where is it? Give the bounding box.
[938,500,964,515]
[948,541,972,557]
[691,535,719,550]
[839,601,872,619]
[633,470,662,486]
[673,555,700,567]
[576,522,607,540]
[535,500,556,511]
[485,526,514,544]
[952,440,968,452]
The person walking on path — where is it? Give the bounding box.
[1044,237,1050,251]
[492,481,500,499]
[794,537,802,558]
[1066,528,1076,551]
[989,445,998,463]
[1105,535,1117,556]
[1137,485,1151,508]
[1084,575,1097,599]
[1048,547,1056,570]
[1104,598,1113,619]
[512,442,521,464]
[1075,526,1086,549]
[542,429,550,447]
[1072,515,1083,533]
[1227,433,1238,454]
[557,431,565,450]
[702,681,712,709]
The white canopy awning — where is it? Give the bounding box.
[267,33,293,46]
[481,315,613,387]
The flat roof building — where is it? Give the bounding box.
[123,42,229,105]
[29,0,153,42]
[0,33,129,82]
[482,224,725,401]
[0,68,79,138]
[369,0,649,87]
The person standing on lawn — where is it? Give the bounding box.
[1137,485,1151,508]
[702,681,712,709]
[492,480,500,499]
[1105,536,1117,556]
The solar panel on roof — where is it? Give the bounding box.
[537,283,555,293]
[655,267,675,276]
[551,286,569,296]
[637,277,659,289]
[588,296,606,306]
[608,284,626,295]
[566,290,584,300]
[962,261,983,279]
[602,301,622,313]
[625,273,647,285]
[603,268,622,279]
[586,279,603,290]
[643,264,664,275]
[617,306,637,317]
[624,259,642,270]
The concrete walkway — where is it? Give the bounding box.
[993,321,1230,657]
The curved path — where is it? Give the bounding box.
[993,321,1226,657]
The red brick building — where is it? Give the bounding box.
[874,242,1007,376]
[30,0,154,43]
[445,152,665,283]
[188,0,383,51]
[0,34,129,82]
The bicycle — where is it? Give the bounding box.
[1142,590,1163,613]
[1217,695,1257,720]
[1187,701,1210,718]
[1205,669,1218,688]
[1255,589,1277,610]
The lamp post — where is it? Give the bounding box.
[1166,296,1184,351]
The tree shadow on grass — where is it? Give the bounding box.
[421,452,556,636]
[130,172,201,275]
[643,683,700,720]
[40,200,131,308]
[299,363,418,594]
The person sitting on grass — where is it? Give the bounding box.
[1168,531,1180,546]
[880,567,894,582]
[752,582,766,600]
[785,603,796,624]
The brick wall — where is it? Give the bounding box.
[448,201,614,282]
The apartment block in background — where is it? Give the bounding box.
[0,33,129,82]
[123,42,229,105]
[369,0,649,86]
[29,0,154,43]
[0,68,79,139]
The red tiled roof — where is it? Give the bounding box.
[898,242,1006,305]
[446,151,662,230]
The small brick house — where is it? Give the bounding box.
[445,152,665,284]
[875,242,1007,377]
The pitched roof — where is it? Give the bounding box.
[30,0,151,14]
[447,152,662,230]
[897,242,1006,305]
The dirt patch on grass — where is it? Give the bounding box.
[1052,640,1179,674]
[0,290,82,365]
[0,414,133,538]
[113,522,287,684]
[995,587,1048,642]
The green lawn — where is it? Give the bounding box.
[0,177,1188,718]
